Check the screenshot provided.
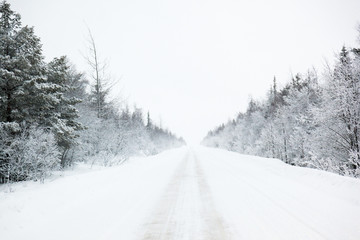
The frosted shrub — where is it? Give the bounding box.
[0,124,60,182]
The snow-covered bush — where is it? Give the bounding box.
[0,123,60,183]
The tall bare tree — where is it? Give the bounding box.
[85,30,111,118]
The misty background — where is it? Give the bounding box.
[11,0,360,143]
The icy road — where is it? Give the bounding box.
[1,147,360,240]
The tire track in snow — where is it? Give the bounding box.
[139,150,231,240]
[193,151,231,240]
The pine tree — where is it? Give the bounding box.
[0,1,51,181]
[0,1,46,124]
[146,111,152,129]
[46,56,83,167]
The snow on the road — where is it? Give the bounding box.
[0,148,186,240]
[139,151,230,240]
[196,147,360,240]
[1,146,360,240]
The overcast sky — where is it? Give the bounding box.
[12,0,360,143]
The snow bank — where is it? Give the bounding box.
[0,147,187,240]
[195,146,360,240]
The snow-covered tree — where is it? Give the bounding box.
[0,1,185,182]
[202,45,360,177]
[0,1,46,124]
[0,1,60,181]
[46,56,83,167]
[314,46,360,176]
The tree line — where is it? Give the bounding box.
[202,27,360,178]
[0,2,185,183]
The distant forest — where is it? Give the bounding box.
[0,2,185,183]
[203,27,360,178]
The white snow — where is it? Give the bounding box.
[1,146,360,240]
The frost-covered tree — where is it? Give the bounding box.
[202,42,360,177]
[314,46,360,176]
[0,1,46,124]
[0,2,82,181]
[0,1,185,182]
[0,1,59,182]
[46,56,83,167]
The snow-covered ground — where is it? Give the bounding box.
[1,146,360,240]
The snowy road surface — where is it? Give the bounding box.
[1,146,360,240]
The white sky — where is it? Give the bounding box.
[11,0,360,144]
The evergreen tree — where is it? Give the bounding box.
[146,111,152,129]
[46,56,83,167]
[0,1,46,124]
[0,1,54,181]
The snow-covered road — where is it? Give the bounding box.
[140,150,229,239]
[1,146,360,240]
